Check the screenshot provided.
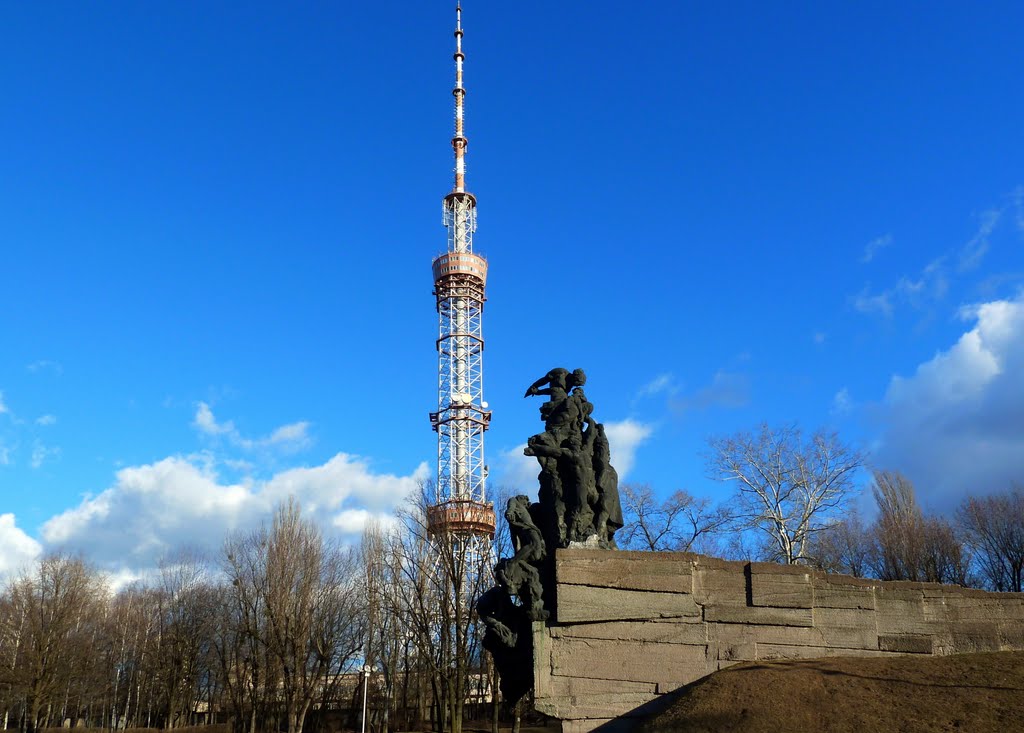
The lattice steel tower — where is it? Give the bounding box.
[427,2,495,562]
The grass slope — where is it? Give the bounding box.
[638,651,1024,733]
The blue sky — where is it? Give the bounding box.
[2,1,1022,579]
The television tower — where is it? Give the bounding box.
[427,2,495,566]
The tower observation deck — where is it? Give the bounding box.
[428,2,495,550]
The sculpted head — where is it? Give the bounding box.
[548,368,570,390]
[505,495,532,524]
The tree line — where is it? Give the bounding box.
[0,488,502,733]
[2,422,1018,733]
[618,423,1024,592]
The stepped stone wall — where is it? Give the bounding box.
[533,548,1024,733]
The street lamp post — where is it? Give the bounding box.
[360,664,371,733]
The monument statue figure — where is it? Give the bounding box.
[593,422,623,547]
[477,367,622,705]
[497,495,548,621]
[523,367,620,548]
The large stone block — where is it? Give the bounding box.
[557,584,701,623]
[749,569,813,609]
[874,589,932,635]
[920,596,952,624]
[948,623,1003,653]
[533,620,554,699]
[940,596,1024,623]
[551,620,708,646]
[875,586,928,602]
[755,643,904,661]
[812,577,877,610]
[538,690,659,721]
[691,562,747,606]
[557,549,693,594]
[877,633,933,654]
[718,641,757,661]
[703,603,814,627]
[548,676,656,697]
[754,642,831,660]
[560,718,626,733]
[550,635,710,685]
[812,609,877,650]
[999,620,1024,648]
[812,606,876,627]
[709,621,824,649]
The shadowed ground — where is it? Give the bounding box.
[636,651,1024,733]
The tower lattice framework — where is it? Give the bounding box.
[427,2,495,577]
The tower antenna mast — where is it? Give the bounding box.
[427,1,495,567]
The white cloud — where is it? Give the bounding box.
[192,402,311,452]
[831,388,853,415]
[496,443,539,493]
[1012,186,1024,233]
[0,514,42,578]
[194,402,234,436]
[25,360,63,375]
[35,414,57,426]
[332,508,373,534]
[260,454,428,514]
[861,234,893,264]
[105,567,147,593]
[852,287,893,317]
[852,258,948,318]
[635,373,677,400]
[856,190,1024,319]
[331,508,399,535]
[958,209,1000,273]
[670,371,751,412]
[30,442,60,469]
[40,452,428,573]
[0,445,10,466]
[603,419,653,479]
[265,421,312,449]
[875,291,1024,508]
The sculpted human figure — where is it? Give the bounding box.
[593,422,623,547]
[524,367,572,401]
[476,585,520,648]
[562,418,599,540]
[479,368,622,704]
[475,586,532,702]
[525,368,587,451]
[498,495,549,620]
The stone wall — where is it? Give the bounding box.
[532,548,1024,732]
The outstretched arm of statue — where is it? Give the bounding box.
[524,375,552,397]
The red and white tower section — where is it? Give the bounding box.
[427,2,495,556]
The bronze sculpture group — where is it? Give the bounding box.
[477,368,623,703]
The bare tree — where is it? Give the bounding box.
[1,554,106,732]
[958,488,1024,592]
[706,424,864,564]
[0,583,28,730]
[808,509,873,578]
[871,470,924,581]
[102,583,160,730]
[618,483,732,553]
[154,549,217,729]
[221,528,276,733]
[382,482,491,733]
[222,498,363,733]
[871,470,971,585]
